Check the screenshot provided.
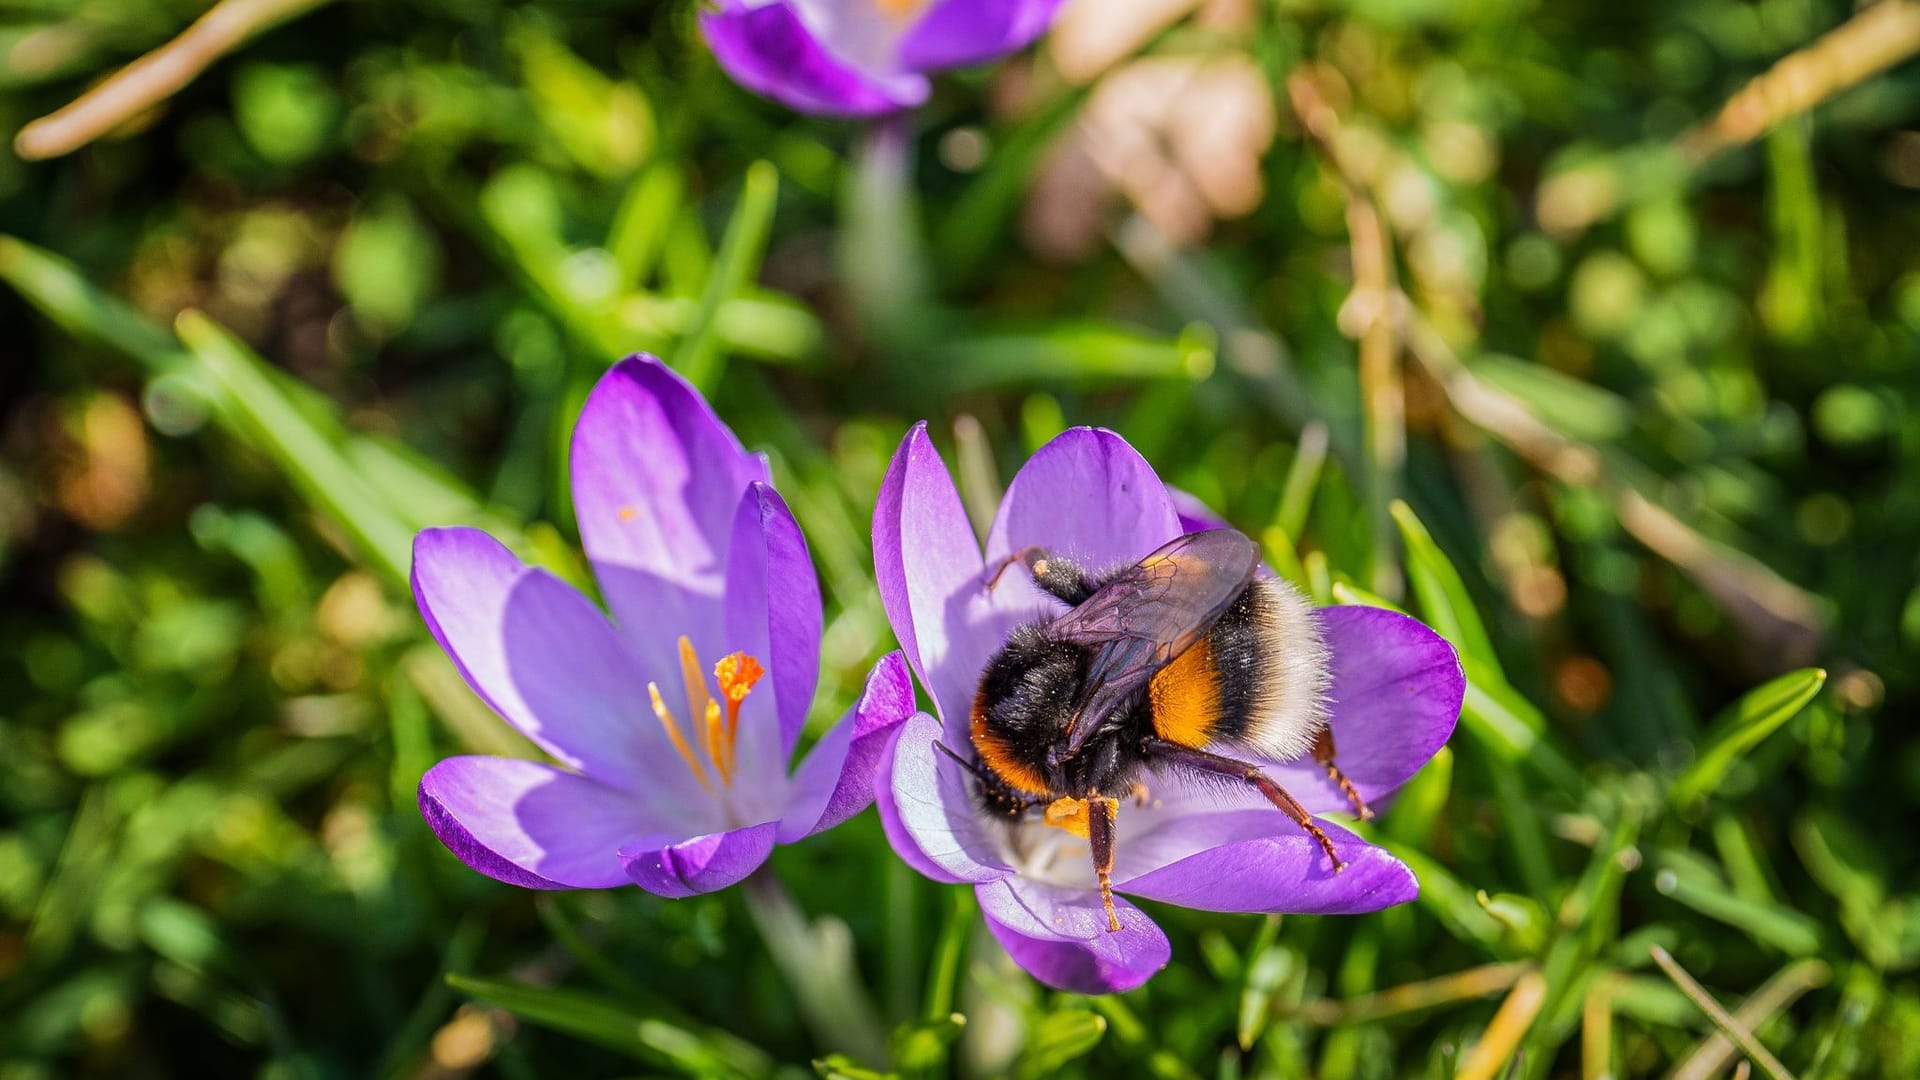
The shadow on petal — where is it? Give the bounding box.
[875,713,1015,885]
[976,876,1169,994]
[780,652,916,842]
[419,756,656,890]
[621,820,780,899]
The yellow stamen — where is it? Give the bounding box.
[677,636,715,751]
[655,638,768,790]
[874,0,924,18]
[702,699,731,783]
[713,652,765,760]
[648,682,713,792]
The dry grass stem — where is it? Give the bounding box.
[1540,0,1920,232]
[1455,969,1549,1080]
[15,0,335,160]
[1397,302,1826,667]
[1681,0,1920,162]
[1672,959,1830,1080]
[1584,973,1618,1080]
[1649,946,1798,1080]
[1286,69,1404,599]
[1295,961,1531,1027]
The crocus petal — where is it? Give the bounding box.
[1166,485,1232,533]
[620,820,780,899]
[779,652,915,841]
[985,426,1184,586]
[419,757,651,890]
[1266,606,1464,814]
[875,712,1015,884]
[1114,810,1416,914]
[873,423,1011,728]
[701,2,929,118]
[724,482,822,769]
[571,356,769,681]
[976,876,1169,994]
[411,528,714,824]
[898,0,1067,72]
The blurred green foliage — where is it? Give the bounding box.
[1,0,1918,1077]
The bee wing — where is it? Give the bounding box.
[1046,529,1260,756]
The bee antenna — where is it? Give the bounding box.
[931,739,995,784]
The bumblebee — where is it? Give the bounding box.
[955,529,1372,932]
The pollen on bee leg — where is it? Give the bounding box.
[1043,796,1092,839]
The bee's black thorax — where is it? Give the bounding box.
[971,624,1081,794]
[972,620,1159,801]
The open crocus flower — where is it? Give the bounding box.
[701,0,1067,118]
[871,425,1463,993]
[414,355,913,896]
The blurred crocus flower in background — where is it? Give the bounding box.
[871,424,1463,992]
[413,355,914,896]
[700,0,1068,117]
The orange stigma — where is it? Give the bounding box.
[648,636,763,788]
[714,652,765,767]
[874,0,925,18]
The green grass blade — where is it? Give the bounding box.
[1015,1009,1107,1080]
[1670,668,1826,809]
[0,235,183,362]
[447,974,771,1078]
[1460,660,1583,791]
[1650,859,1824,956]
[608,164,683,289]
[1391,500,1502,675]
[1275,423,1329,543]
[175,311,413,587]
[670,160,779,389]
[927,320,1216,392]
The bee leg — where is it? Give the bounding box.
[1129,781,1152,807]
[1085,794,1122,932]
[984,546,1096,605]
[1311,728,1374,821]
[1142,738,1346,872]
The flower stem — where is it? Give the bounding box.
[839,112,928,350]
[742,866,890,1067]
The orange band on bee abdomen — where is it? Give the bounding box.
[1149,639,1220,747]
[971,695,1052,796]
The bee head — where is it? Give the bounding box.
[971,624,1085,795]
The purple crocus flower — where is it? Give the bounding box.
[701,0,1068,118]
[413,355,913,896]
[871,425,1464,993]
